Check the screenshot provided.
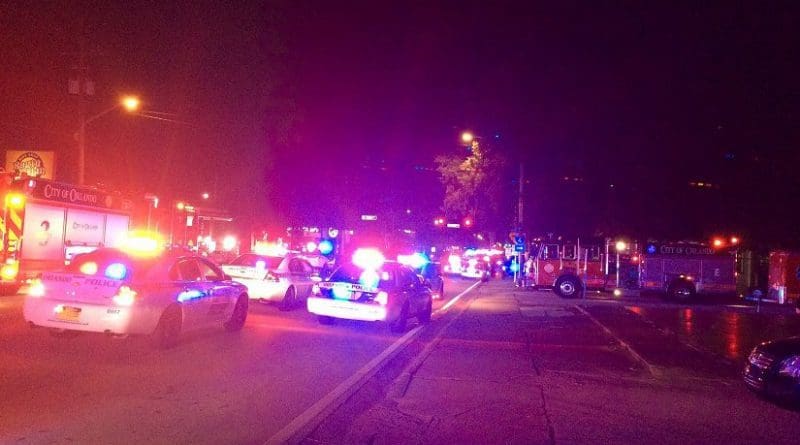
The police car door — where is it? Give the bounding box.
[170,258,208,330]
[289,258,314,298]
[197,258,234,322]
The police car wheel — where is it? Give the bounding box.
[151,304,182,349]
[419,298,432,323]
[224,294,248,332]
[279,287,297,311]
[390,303,409,333]
[554,276,581,298]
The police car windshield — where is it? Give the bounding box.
[329,264,396,288]
[230,254,283,269]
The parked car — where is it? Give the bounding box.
[744,336,800,406]
[221,252,318,310]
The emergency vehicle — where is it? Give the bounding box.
[767,250,800,304]
[1,174,133,290]
[638,241,737,301]
[526,236,737,301]
[526,237,624,298]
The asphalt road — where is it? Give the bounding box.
[306,283,800,444]
[4,278,800,444]
[0,277,477,444]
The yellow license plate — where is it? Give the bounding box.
[55,306,82,322]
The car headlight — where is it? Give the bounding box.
[777,356,800,379]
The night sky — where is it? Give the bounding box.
[1,1,799,245]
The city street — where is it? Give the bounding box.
[3,277,800,444]
[0,277,477,444]
[306,281,800,444]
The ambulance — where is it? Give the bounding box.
[1,174,132,291]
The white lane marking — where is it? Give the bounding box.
[573,304,661,378]
[436,280,481,314]
[264,280,482,445]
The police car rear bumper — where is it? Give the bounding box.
[307,297,390,322]
[23,297,159,335]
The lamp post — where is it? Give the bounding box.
[76,95,140,185]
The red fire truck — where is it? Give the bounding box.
[1,174,133,291]
[527,236,632,297]
[638,241,737,301]
[527,236,738,301]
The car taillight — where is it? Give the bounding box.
[28,278,45,297]
[312,284,321,295]
[265,271,280,282]
[112,286,137,306]
[374,291,388,305]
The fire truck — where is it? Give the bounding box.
[527,236,738,301]
[638,241,737,301]
[0,174,133,291]
[527,236,634,297]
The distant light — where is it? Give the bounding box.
[222,235,237,251]
[176,202,185,210]
[446,223,461,229]
[305,241,318,253]
[352,248,385,270]
[328,228,339,238]
[201,192,210,200]
[646,244,657,254]
[406,208,411,214]
[712,238,724,248]
[121,95,140,112]
[397,253,429,269]
[461,132,474,143]
[318,239,334,255]
[615,241,627,252]
[464,218,473,227]
[361,214,378,221]
[613,289,622,297]
[730,236,740,245]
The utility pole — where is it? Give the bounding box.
[517,163,524,231]
[69,30,94,186]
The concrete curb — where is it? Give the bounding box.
[264,280,482,445]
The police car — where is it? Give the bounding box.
[307,248,433,332]
[221,252,320,310]
[23,244,249,348]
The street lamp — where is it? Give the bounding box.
[461,131,475,144]
[77,95,140,185]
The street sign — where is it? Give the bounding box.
[514,243,525,252]
[361,215,377,221]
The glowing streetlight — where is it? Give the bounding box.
[176,202,185,211]
[77,94,142,185]
[121,95,140,112]
[461,132,475,144]
[615,240,627,252]
[201,192,210,200]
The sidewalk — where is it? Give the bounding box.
[304,280,800,445]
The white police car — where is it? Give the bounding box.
[23,245,249,348]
